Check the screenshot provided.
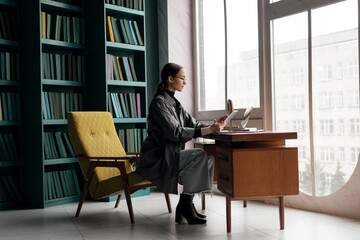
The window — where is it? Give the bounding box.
[271,0,360,197]
[348,61,358,78]
[195,0,260,115]
[348,90,359,107]
[317,65,333,81]
[320,119,334,135]
[350,118,360,135]
[337,63,343,79]
[196,0,225,111]
[318,91,333,109]
[350,147,360,163]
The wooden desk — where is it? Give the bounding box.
[202,131,299,232]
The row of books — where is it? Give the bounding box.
[118,128,146,153]
[106,0,143,11]
[42,52,84,81]
[0,92,21,121]
[0,11,17,40]
[44,132,75,160]
[42,12,85,44]
[0,52,18,81]
[108,92,141,118]
[42,92,83,120]
[45,169,81,201]
[106,16,143,46]
[107,54,138,81]
[0,175,21,203]
[0,133,18,161]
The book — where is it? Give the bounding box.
[5,175,21,200]
[110,17,121,43]
[119,19,130,44]
[106,16,115,42]
[110,93,120,118]
[128,57,138,81]
[0,95,3,120]
[42,12,46,39]
[115,56,124,80]
[114,93,124,118]
[0,134,10,161]
[123,19,134,45]
[136,93,141,118]
[128,20,138,45]
[63,132,76,157]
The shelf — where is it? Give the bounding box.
[42,79,85,87]
[0,39,18,47]
[0,121,19,126]
[42,39,84,50]
[44,194,80,208]
[44,157,78,166]
[113,118,146,124]
[0,0,16,8]
[43,119,68,125]
[106,41,145,52]
[41,0,82,13]
[0,161,20,167]
[0,80,20,86]
[0,201,19,210]
[107,80,146,87]
[105,3,144,17]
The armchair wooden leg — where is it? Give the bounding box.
[164,193,172,213]
[75,180,90,217]
[115,194,122,208]
[119,164,135,224]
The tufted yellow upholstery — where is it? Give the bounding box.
[67,111,172,223]
[68,111,149,199]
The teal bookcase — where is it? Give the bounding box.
[0,0,22,210]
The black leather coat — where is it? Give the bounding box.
[137,91,208,194]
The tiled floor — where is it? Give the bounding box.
[0,191,359,240]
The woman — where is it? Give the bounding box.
[138,63,227,224]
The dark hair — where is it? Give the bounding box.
[154,62,183,97]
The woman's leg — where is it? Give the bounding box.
[176,149,214,224]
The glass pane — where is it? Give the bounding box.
[312,0,359,196]
[272,12,312,195]
[196,0,225,111]
[227,0,260,109]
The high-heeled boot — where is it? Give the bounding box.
[175,194,207,224]
[190,194,206,219]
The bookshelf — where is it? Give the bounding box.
[0,0,157,210]
[20,0,83,208]
[85,0,149,202]
[0,0,22,210]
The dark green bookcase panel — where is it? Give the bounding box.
[85,0,149,202]
[0,0,22,209]
[20,0,84,208]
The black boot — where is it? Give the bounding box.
[175,194,207,224]
[190,194,206,219]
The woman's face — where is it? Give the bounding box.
[167,68,187,92]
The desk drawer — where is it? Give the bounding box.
[216,150,232,170]
[217,166,233,196]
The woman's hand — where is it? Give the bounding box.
[201,115,228,136]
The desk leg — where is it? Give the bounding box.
[279,196,284,230]
[202,193,205,210]
[226,197,231,232]
[243,200,247,208]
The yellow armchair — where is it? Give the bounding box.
[67,111,172,223]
